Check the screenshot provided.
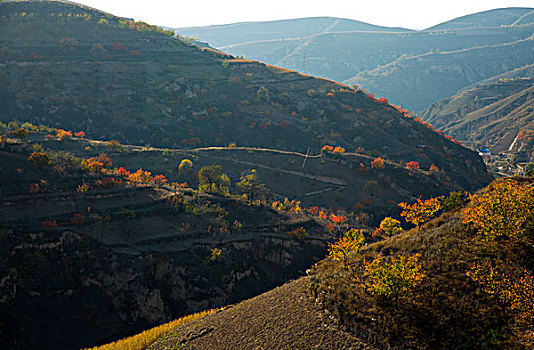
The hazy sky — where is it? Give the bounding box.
[74,0,533,30]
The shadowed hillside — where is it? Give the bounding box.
[0,1,491,196]
[0,134,333,350]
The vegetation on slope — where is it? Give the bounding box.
[1,119,490,228]
[84,308,219,350]
[310,177,534,349]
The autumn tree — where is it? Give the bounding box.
[328,228,365,273]
[28,152,51,167]
[525,163,534,177]
[441,191,467,212]
[209,248,223,262]
[373,217,403,239]
[178,159,193,177]
[236,169,265,202]
[271,198,301,213]
[11,128,29,139]
[405,161,420,170]
[371,157,385,169]
[462,179,534,247]
[128,169,153,184]
[56,129,72,140]
[198,165,230,196]
[363,253,425,302]
[398,197,441,230]
[467,260,534,325]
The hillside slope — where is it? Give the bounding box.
[421,73,534,165]
[0,1,491,195]
[0,137,332,350]
[148,277,375,350]
[142,177,534,349]
[347,36,534,111]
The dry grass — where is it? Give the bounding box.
[84,308,219,350]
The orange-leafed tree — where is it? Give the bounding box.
[405,161,420,170]
[116,167,131,177]
[371,157,385,169]
[128,169,154,184]
[467,260,534,325]
[153,174,168,185]
[329,214,346,225]
[398,197,441,230]
[28,152,51,167]
[321,145,334,153]
[56,129,73,140]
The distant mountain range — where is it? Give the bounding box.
[178,8,534,112]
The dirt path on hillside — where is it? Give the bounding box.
[149,277,375,350]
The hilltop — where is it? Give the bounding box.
[176,16,411,48]
[427,7,534,30]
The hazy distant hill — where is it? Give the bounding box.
[178,8,533,82]
[177,16,412,48]
[427,7,534,30]
[347,37,534,111]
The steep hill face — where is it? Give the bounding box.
[347,36,534,111]
[0,138,332,350]
[147,277,375,350]
[0,1,491,194]
[144,177,534,350]
[421,74,534,163]
[143,178,534,350]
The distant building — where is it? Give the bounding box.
[478,148,492,157]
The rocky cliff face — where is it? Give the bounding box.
[0,225,328,350]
